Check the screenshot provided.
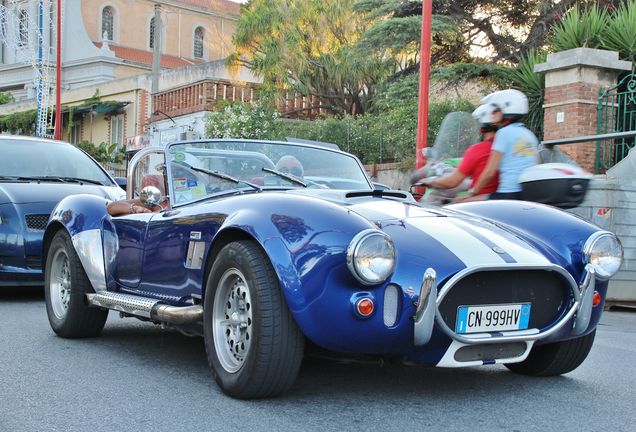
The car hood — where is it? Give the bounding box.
[286,190,550,267]
[0,182,125,205]
[347,196,550,266]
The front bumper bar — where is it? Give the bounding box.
[414,264,596,345]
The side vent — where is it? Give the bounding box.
[383,284,400,327]
[185,241,206,269]
[25,214,50,231]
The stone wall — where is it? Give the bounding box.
[568,175,636,302]
[366,163,412,191]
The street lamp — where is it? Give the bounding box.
[152,110,177,126]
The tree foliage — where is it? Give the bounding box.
[356,0,625,63]
[229,0,393,116]
[204,97,474,165]
[604,0,636,63]
[549,4,610,51]
[75,141,126,164]
[0,92,15,105]
[550,0,636,63]
[206,102,279,139]
[434,0,593,61]
[0,110,37,134]
[354,0,469,70]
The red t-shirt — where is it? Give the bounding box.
[456,138,499,194]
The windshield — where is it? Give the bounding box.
[0,138,114,185]
[166,140,372,205]
[427,112,481,161]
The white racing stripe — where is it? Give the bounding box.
[407,218,507,267]
[407,216,549,267]
[352,200,435,219]
[452,219,550,265]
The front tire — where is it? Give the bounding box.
[203,240,304,399]
[45,230,108,338]
[506,330,596,376]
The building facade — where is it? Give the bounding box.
[0,0,239,101]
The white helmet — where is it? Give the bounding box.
[471,103,499,125]
[481,89,528,116]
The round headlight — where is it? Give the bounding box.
[584,232,623,280]
[347,230,396,285]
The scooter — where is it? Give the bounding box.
[410,112,593,209]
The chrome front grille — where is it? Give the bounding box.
[25,214,50,231]
[438,268,570,331]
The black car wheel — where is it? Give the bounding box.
[203,240,304,399]
[505,330,596,376]
[45,230,108,338]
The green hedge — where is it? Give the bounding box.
[206,98,475,166]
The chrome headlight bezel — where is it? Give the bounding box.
[583,231,623,280]
[346,229,396,286]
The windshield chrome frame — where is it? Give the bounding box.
[126,146,167,203]
[164,139,374,208]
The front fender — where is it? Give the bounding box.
[44,194,110,292]
[208,193,378,347]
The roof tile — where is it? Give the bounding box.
[173,0,240,15]
[94,43,201,68]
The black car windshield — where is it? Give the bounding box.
[0,138,114,185]
[166,140,372,205]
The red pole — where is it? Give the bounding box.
[54,0,62,140]
[415,0,433,170]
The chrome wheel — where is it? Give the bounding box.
[213,268,253,373]
[50,248,72,320]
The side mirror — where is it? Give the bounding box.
[140,186,162,207]
[114,177,127,191]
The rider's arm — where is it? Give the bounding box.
[426,170,467,189]
[472,150,502,195]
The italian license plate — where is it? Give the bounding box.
[455,303,531,334]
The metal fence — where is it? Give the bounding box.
[542,130,636,173]
[597,72,636,173]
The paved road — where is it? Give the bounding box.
[2,286,636,432]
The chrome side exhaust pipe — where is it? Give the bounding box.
[151,304,203,325]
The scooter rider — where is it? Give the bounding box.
[469,89,538,200]
[415,104,500,202]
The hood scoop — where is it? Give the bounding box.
[345,190,410,200]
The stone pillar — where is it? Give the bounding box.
[534,48,631,172]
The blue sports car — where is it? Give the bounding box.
[43,139,623,399]
[0,136,125,286]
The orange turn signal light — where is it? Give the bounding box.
[356,298,374,317]
[592,291,601,307]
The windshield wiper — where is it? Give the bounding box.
[190,166,262,192]
[0,175,68,183]
[53,176,105,185]
[262,167,307,187]
[0,175,104,185]
[38,176,104,186]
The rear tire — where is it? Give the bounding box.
[44,230,108,338]
[506,330,596,376]
[203,240,304,399]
